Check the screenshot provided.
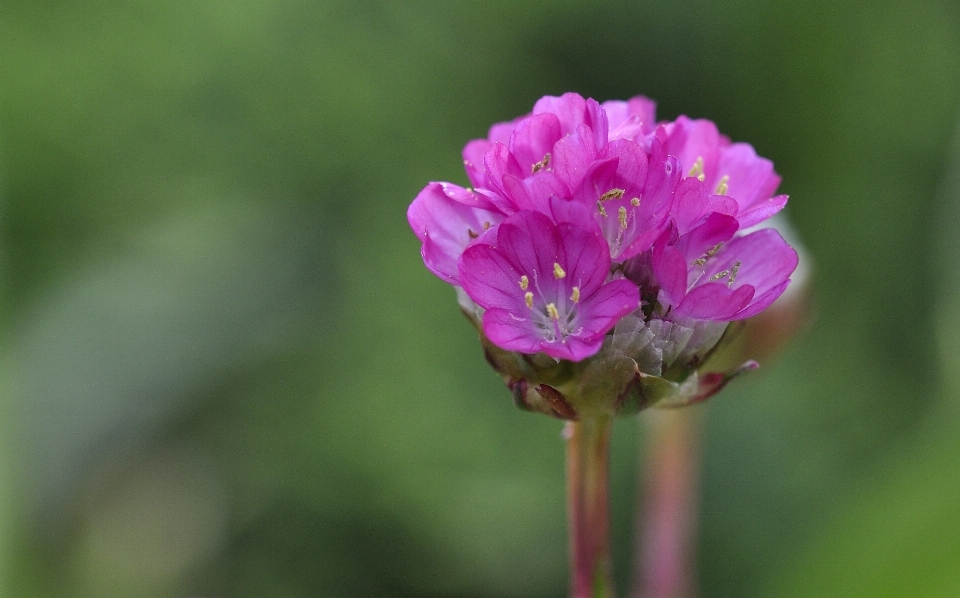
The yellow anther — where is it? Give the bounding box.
[532,153,551,173]
[691,242,724,267]
[467,229,479,239]
[482,221,491,230]
[727,261,741,287]
[519,275,529,290]
[570,286,581,303]
[599,188,625,202]
[618,206,628,229]
[630,197,641,207]
[709,269,730,282]
[525,292,534,308]
[715,175,729,195]
[553,262,566,279]
[546,303,560,320]
[597,202,608,217]
[688,156,704,178]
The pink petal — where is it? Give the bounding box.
[555,221,611,296]
[502,170,570,212]
[459,243,526,311]
[603,96,657,139]
[652,241,689,307]
[548,195,598,230]
[540,334,605,362]
[508,113,563,173]
[730,280,791,320]
[736,194,789,228]
[597,139,648,190]
[642,139,681,227]
[575,278,641,339]
[584,98,609,150]
[533,92,588,135]
[496,211,565,299]
[488,120,519,145]
[408,182,505,282]
[462,139,491,188]
[662,116,722,180]
[673,213,739,265]
[553,124,600,191]
[672,177,738,234]
[714,143,780,209]
[483,142,523,198]
[676,283,754,320]
[716,228,798,294]
[482,308,545,355]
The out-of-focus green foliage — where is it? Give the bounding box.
[1,1,958,597]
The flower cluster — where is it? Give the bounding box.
[409,93,798,418]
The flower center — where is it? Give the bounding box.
[519,268,583,344]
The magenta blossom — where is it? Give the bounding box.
[660,116,787,227]
[459,211,639,361]
[409,92,798,394]
[407,182,505,284]
[654,225,799,321]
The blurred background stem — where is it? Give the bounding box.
[632,409,702,598]
[566,415,615,598]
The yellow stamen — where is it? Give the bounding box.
[482,221,491,230]
[546,303,560,320]
[525,292,534,308]
[553,263,566,279]
[630,197,640,207]
[597,202,608,217]
[599,188,625,202]
[618,206,628,229]
[691,242,724,267]
[570,286,580,303]
[709,269,730,282]
[688,156,704,178]
[519,275,529,290]
[715,175,729,195]
[532,153,551,173]
[727,261,741,287]
[467,229,478,239]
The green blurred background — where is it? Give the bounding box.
[1,1,959,596]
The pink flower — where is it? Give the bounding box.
[660,116,787,227]
[654,225,799,320]
[458,211,639,361]
[409,92,799,371]
[407,182,505,284]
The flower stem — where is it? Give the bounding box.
[631,409,702,598]
[566,415,615,598]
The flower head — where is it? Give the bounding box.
[409,93,800,417]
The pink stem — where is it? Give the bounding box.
[566,415,615,598]
[632,409,702,598]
